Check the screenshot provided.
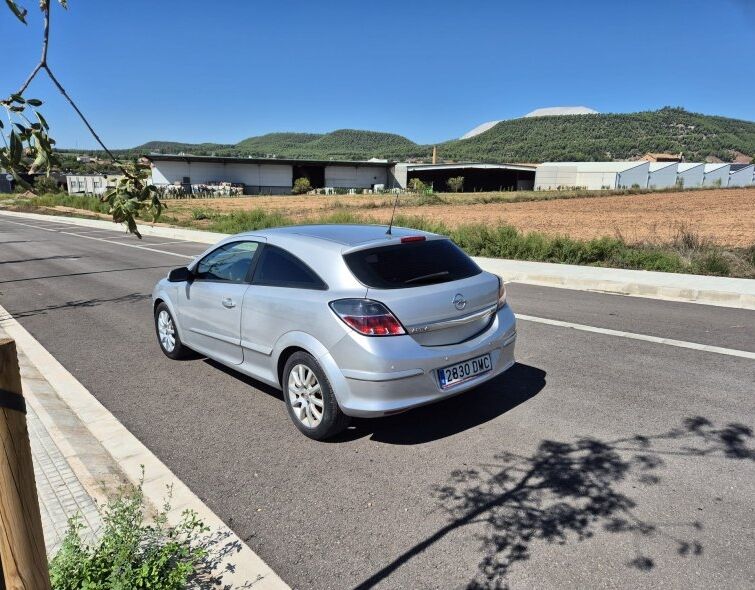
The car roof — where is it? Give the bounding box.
[237,224,440,249]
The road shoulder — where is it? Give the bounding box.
[0,302,289,589]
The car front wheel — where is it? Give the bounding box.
[283,351,350,440]
[154,302,192,360]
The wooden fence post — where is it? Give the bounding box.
[0,338,51,590]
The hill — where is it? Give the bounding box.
[110,108,754,163]
[438,108,755,162]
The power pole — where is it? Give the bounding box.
[0,338,51,590]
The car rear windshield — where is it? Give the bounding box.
[343,239,481,289]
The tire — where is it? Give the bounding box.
[154,302,192,360]
[283,351,350,440]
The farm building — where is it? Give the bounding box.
[647,162,678,189]
[146,154,393,194]
[534,162,649,190]
[675,163,704,188]
[66,174,121,196]
[702,164,730,187]
[728,164,755,187]
[393,163,536,192]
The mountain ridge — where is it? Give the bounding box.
[124,108,755,163]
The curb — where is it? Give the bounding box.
[0,302,290,590]
[1,209,753,309]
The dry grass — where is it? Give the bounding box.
[159,187,755,247]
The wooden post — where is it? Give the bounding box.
[0,338,51,590]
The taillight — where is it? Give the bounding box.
[329,299,406,336]
[497,276,507,309]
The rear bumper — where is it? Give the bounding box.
[319,304,517,417]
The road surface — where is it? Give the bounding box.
[1,214,753,589]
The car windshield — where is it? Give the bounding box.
[343,239,481,289]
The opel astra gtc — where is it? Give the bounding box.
[152,224,517,439]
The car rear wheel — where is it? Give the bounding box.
[154,302,192,360]
[283,351,350,440]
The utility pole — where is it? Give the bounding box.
[0,338,51,590]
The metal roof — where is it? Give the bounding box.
[406,162,536,172]
[143,154,395,167]
[677,163,705,172]
[538,162,647,172]
[704,163,729,172]
[729,163,754,172]
[648,162,677,171]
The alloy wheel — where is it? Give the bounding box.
[287,364,324,428]
[157,310,176,353]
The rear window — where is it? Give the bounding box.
[344,239,481,289]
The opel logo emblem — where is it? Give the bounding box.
[452,293,467,310]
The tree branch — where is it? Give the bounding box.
[43,65,119,165]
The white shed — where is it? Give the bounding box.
[702,163,730,187]
[535,162,649,190]
[647,163,678,189]
[728,164,755,187]
[675,163,704,188]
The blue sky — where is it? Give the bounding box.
[2,0,754,148]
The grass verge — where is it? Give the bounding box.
[3,194,753,278]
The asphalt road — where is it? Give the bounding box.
[1,214,753,590]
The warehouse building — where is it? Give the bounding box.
[146,154,393,194]
[647,162,678,189]
[676,163,704,188]
[534,161,650,190]
[392,162,536,192]
[728,163,755,187]
[702,163,730,187]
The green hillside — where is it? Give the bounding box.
[109,108,754,163]
[437,108,755,162]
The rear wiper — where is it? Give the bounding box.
[404,271,450,285]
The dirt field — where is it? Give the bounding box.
[162,187,755,247]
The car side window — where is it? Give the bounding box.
[194,241,259,283]
[252,245,326,290]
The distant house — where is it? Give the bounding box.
[641,153,683,162]
[66,174,121,196]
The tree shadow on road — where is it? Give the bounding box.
[2,292,150,318]
[336,363,546,445]
[352,417,754,589]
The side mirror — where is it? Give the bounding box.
[168,266,193,283]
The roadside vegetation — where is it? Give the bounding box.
[49,478,220,589]
[5,191,751,278]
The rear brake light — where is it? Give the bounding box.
[329,299,406,336]
[497,276,507,309]
[400,236,426,243]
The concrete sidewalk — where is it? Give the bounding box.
[0,305,289,588]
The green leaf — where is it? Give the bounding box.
[4,0,28,23]
[10,93,25,103]
[35,111,49,130]
[26,98,43,107]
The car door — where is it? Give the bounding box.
[178,240,260,365]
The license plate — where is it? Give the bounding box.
[437,353,492,389]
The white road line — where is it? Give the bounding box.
[517,314,755,360]
[0,218,196,260]
[5,215,753,360]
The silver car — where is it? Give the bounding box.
[152,224,517,439]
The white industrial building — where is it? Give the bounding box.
[146,154,392,194]
[728,164,755,187]
[647,162,678,189]
[534,161,649,190]
[66,174,121,196]
[676,163,704,188]
[702,163,730,187]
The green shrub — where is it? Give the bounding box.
[191,208,212,221]
[694,251,731,276]
[446,176,464,192]
[292,177,312,194]
[34,176,64,194]
[49,480,210,590]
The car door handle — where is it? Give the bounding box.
[221,298,236,309]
